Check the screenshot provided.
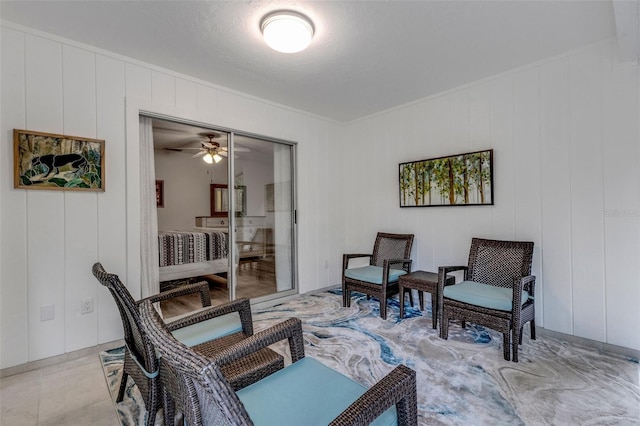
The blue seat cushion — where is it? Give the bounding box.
[443,280,530,312]
[237,357,397,426]
[170,312,242,347]
[345,265,407,285]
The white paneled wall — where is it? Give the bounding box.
[343,40,640,350]
[602,47,640,347]
[1,22,638,370]
[569,46,606,342]
[1,27,29,368]
[0,23,342,369]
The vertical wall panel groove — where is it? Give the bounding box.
[62,44,99,352]
[1,28,29,367]
[96,54,127,344]
[24,34,66,361]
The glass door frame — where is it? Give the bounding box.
[142,111,298,304]
[226,131,298,303]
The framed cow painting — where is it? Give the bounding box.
[13,129,105,191]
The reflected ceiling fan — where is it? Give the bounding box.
[191,134,227,164]
[166,134,249,164]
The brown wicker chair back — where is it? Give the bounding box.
[437,238,536,361]
[92,262,286,425]
[372,233,414,267]
[139,298,253,425]
[139,299,419,426]
[343,232,414,319]
[92,262,162,425]
[467,238,534,288]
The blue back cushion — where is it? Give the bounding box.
[170,312,242,347]
[443,280,530,311]
[237,357,398,426]
[345,265,407,285]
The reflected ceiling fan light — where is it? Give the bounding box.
[212,153,223,163]
[203,153,214,164]
[261,11,314,53]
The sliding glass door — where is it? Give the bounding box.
[151,115,296,309]
[227,133,297,303]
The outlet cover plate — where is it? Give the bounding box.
[81,297,94,314]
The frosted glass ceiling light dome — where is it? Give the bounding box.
[261,11,314,53]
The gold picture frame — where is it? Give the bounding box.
[14,129,105,191]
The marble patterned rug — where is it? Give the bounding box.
[100,290,640,425]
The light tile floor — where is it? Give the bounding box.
[0,351,120,426]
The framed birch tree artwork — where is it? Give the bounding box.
[399,149,493,207]
[14,129,105,191]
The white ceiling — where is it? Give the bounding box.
[0,1,622,122]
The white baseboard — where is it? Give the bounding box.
[0,339,124,379]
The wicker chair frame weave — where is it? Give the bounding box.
[91,263,283,426]
[342,232,414,319]
[437,238,535,362]
[139,300,419,426]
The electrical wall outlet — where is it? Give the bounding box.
[40,304,55,321]
[81,297,94,314]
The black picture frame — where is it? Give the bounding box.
[399,149,493,207]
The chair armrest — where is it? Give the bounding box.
[329,364,417,426]
[438,265,468,275]
[512,275,536,306]
[209,317,306,366]
[384,258,412,271]
[343,253,373,259]
[437,266,467,288]
[521,274,536,296]
[141,281,211,307]
[165,297,254,336]
[342,254,374,273]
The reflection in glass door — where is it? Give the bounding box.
[151,116,296,311]
[228,133,296,303]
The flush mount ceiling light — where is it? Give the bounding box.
[261,11,314,53]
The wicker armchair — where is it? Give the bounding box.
[437,238,536,362]
[92,263,284,426]
[342,232,414,319]
[139,299,418,426]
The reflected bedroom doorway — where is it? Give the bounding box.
[150,117,297,318]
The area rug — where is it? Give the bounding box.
[101,290,640,425]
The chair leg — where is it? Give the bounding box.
[461,320,466,329]
[502,332,511,361]
[343,289,351,308]
[519,327,524,345]
[530,319,536,340]
[439,312,449,339]
[512,329,519,362]
[116,371,128,403]
[408,290,414,307]
[380,297,388,320]
[430,292,437,329]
